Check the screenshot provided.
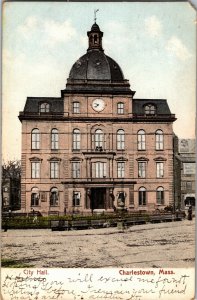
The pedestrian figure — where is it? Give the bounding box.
[188,205,192,221]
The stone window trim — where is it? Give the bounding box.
[29,157,43,162]
[136,157,149,162]
[115,156,128,161]
[153,157,167,161]
[70,157,83,162]
[48,157,61,162]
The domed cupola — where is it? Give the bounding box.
[66,20,135,95]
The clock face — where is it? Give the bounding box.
[92,99,105,112]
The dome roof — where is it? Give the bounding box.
[69,50,124,81]
[65,22,134,95]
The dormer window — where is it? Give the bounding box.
[40,102,50,113]
[144,104,156,115]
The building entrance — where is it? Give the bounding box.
[91,188,106,210]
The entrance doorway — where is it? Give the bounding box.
[91,188,106,210]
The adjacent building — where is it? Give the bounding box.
[19,22,176,216]
[174,138,196,209]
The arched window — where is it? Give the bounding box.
[156,187,164,205]
[50,187,59,206]
[95,129,104,150]
[31,187,39,206]
[40,102,50,113]
[138,187,146,206]
[117,102,124,114]
[31,129,40,150]
[73,129,80,150]
[155,130,164,150]
[137,130,145,150]
[144,104,156,115]
[51,129,58,150]
[117,129,125,150]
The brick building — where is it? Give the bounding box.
[19,22,176,216]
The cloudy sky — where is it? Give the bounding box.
[2,2,196,161]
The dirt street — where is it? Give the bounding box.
[2,219,195,268]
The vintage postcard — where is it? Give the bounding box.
[1,1,196,299]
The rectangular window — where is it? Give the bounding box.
[156,162,164,178]
[72,162,80,178]
[117,162,125,178]
[73,102,80,113]
[73,192,80,206]
[117,103,124,114]
[94,162,106,178]
[50,162,59,179]
[183,163,196,175]
[138,162,146,178]
[31,162,40,178]
[186,181,192,190]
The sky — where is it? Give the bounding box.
[2,1,196,162]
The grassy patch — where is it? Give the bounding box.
[1,258,34,268]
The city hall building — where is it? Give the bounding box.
[19,22,176,215]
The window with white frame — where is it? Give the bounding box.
[138,187,146,206]
[117,129,125,150]
[156,162,164,178]
[50,161,59,179]
[73,191,80,206]
[94,129,104,149]
[51,129,58,150]
[137,130,146,150]
[117,162,125,178]
[73,129,80,150]
[144,104,156,115]
[138,162,146,178]
[31,162,40,178]
[72,161,80,178]
[93,161,106,178]
[40,102,50,113]
[156,187,164,205]
[73,102,80,114]
[32,129,40,150]
[50,187,59,206]
[31,187,40,206]
[155,130,164,150]
[117,102,124,114]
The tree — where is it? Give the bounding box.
[2,160,21,211]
